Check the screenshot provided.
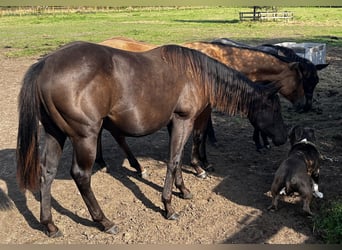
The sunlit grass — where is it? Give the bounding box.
[0,6,341,57]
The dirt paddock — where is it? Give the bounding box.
[0,45,341,244]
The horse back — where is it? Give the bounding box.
[183,42,290,79]
[37,42,202,137]
[99,36,157,52]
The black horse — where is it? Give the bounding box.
[211,38,328,150]
[17,41,287,237]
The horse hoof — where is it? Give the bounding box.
[204,165,214,172]
[167,212,180,220]
[139,170,148,179]
[256,148,267,154]
[46,229,63,238]
[105,225,119,235]
[181,192,193,200]
[196,171,207,179]
[267,204,277,212]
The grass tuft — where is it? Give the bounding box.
[313,199,342,244]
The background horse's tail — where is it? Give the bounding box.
[16,60,45,192]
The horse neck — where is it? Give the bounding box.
[206,67,263,117]
[160,45,264,117]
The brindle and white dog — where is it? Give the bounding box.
[268,125,323,215]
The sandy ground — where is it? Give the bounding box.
[0,45,341,244]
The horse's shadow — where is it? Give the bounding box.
[0,147,102,232]
[0,127,180,235]
[0,149,42,231]
[93,128,194,214]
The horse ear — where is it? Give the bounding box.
[288,62,304,79]
[315,63,329,70]
[266,83,281,98]
[288,62,300,70]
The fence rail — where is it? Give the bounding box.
[239,11,293,22]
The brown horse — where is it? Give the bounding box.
[17,41,287,237]
[211,38,329,149]
[102,37,327,111]
[99,36,156,51]
[212,38,329,109]
[95,37,306,175]
[100,37,306,108]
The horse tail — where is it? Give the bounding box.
[16,60,45,192]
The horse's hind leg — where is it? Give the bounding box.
[175,166,193,200]
[113,134,146,178]
[191,130,208,178]
[95,127,107,168]
[96,129,146,177]
[40,131,66,237]
[70,135,118,234]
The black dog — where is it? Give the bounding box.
[268,125,323,215]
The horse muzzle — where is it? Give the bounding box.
[271,127,288,146]
[272,136,287,146]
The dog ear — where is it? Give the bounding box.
[315,63,329,71]
[295,125,304,139]
[288,125,296,137]
[288,125,301,145]
[305,127,316,142]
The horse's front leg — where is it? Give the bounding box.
[261,131,271,149]
[253,127,270,152]
[163,118,193,220]
[206,115,218,147]
[190,107,213,178]
[253,128,263,152]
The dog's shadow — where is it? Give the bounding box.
[213,167,322,243]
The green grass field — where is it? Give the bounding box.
[0,6,341,57]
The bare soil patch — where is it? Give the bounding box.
[0,46,341,244]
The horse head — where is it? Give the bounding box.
[263,44,329,112]
[248,84,288,146]
[274,62,306,111]
[289,61,327,112]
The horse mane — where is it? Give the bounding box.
[210,40,296,64]
[261,44,313,64]
[160,45,271,116]
[210,41,319,81]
